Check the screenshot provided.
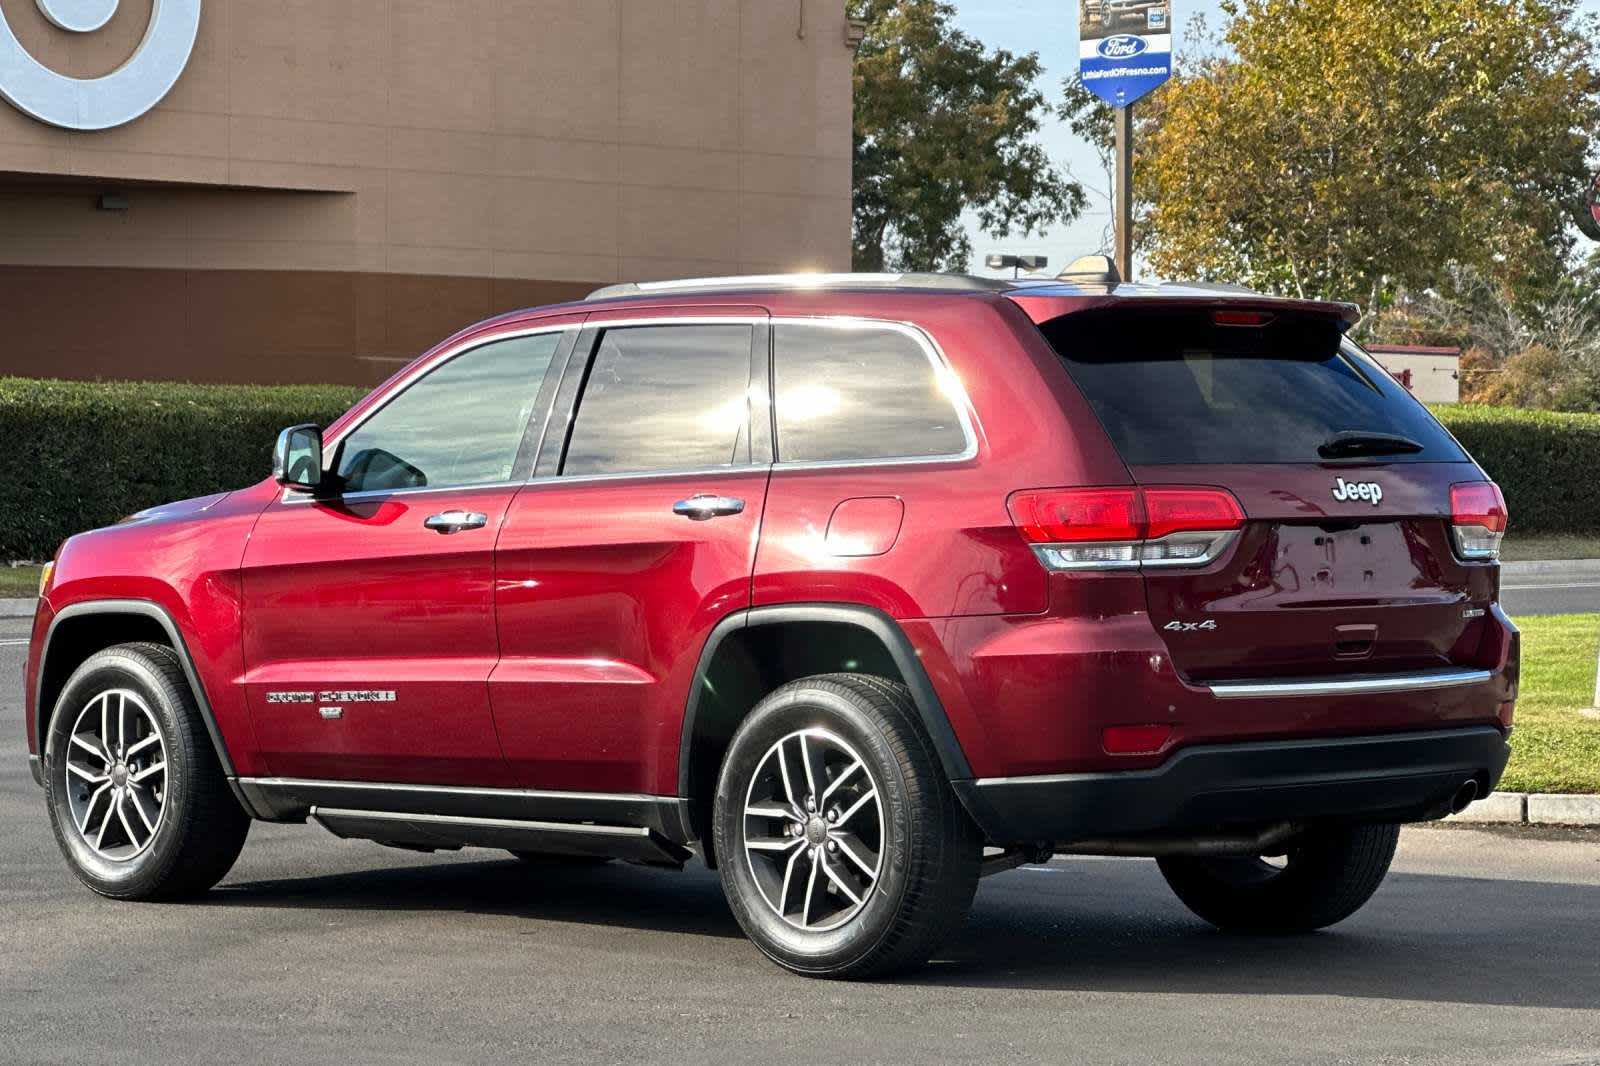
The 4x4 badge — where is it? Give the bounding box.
[1331,477,1384,506]
[1163,620,1218,633]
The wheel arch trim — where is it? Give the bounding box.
[34,599,252,810]
[676,602,974,798]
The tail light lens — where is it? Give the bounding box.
[1450,482,1507,560]
[1008,486,1245,571]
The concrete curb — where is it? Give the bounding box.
[1447,791,1600,827]
[1500,558,1600,576]
[0,598,36,619]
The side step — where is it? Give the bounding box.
[310,807,693,867]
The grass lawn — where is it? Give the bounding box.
[1500,534,1600,562]
[1502,614,1600,794]
[0,564,41,598]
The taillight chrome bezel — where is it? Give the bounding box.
[1030,529,1242,572]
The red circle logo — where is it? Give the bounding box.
[1590,171,1600,226]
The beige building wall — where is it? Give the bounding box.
[0,0,855,383]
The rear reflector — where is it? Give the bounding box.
[1449,482,1508,560]
[1102,724,1173,755]
[1009,486,1245,571]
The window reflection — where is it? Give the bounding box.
[336,332,561,493]
[774,325,968,463]
[563,325,754,477]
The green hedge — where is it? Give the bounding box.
[0,378,366,560]
[0,379,1592,561]
[1431,405,1600,535]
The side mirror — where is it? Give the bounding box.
[273,424,325,491]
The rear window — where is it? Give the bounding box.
[1041,309,1466,465]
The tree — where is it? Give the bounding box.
[1081,0,1600,310]
[851,0,1084,272]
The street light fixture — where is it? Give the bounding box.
[984,254,1049,279]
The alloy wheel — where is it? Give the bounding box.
[63,689,168,861]
[741,728,885,932]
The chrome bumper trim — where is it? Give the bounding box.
[1206,668,1493,700]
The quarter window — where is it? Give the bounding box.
[773,323,968,463]
[335,332,562,494]
[562,325,755,477]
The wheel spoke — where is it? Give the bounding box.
[778,845,806,919]
[93,793,116,849]
[124,734,160,760]
[78,783,111,834]
[127,785,159,834]
[99,695,110,757]
[745,803,799,822]
[801,849,821,928]
[820,759,862,806]
[832,831,879,880]
[71,733,110,765]
[836,787,878,828]
[130,761,165,784]
[746,835,805,853]
[115,792,141,847]
[775,740,802,807]
[821,854,864,906]
[800,733,826,799]
[116,693,129,757]
[66,761,108,785]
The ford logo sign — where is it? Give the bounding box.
[1097,34,1148,60]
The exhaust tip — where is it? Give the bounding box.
[1449,779,1480,814]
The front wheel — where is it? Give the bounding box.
[45,643,250,901]
[713,674,981,979]
[1157,823,1400,933]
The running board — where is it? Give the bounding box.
[310,807,693,867]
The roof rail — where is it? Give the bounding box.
[585,272,1014,301]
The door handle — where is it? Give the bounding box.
[424,510,489,534]
[672,495,746,521]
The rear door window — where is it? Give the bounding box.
[562,324,756,477]
[773,322,970,463]
[1040,309,1466,464]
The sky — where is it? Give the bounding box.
[949,0,1600,279]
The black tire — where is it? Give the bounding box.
[508,851,611,866]
[1157,823,1400,933]
[712,673,981,979]
[45,642,250,901]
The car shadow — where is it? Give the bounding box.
[208,854,1600,1009]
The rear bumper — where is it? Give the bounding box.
[953,725,1511,845]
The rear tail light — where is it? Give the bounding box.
[1449,481,1507,561]
[1008,486,1245,571]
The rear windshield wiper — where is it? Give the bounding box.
[1317,431,1426,459]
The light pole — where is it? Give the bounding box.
[984,254,1049,279]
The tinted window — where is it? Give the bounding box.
[1041,310,1466,465]
[563,325,754,476]
[335,332,562,493]
[774,323,968,463]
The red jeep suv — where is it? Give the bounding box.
[24,266,1517,979]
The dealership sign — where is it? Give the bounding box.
[1078,0,1173,107]
[0,0,201,130]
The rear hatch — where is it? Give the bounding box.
[1037,305,1499,684]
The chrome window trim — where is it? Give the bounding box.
[281,313,981,505]
[1206,668,1493,700]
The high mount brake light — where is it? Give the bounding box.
[1212,310,1275,327]
[1008,486,1245,571]
[1449,481,1508,561]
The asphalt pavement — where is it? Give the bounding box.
[4,615,1600,1062]
[1500,561,1600,616]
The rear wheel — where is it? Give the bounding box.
[1157,823,1400,933]
[713,674,981,979]
[45,643,250,901]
